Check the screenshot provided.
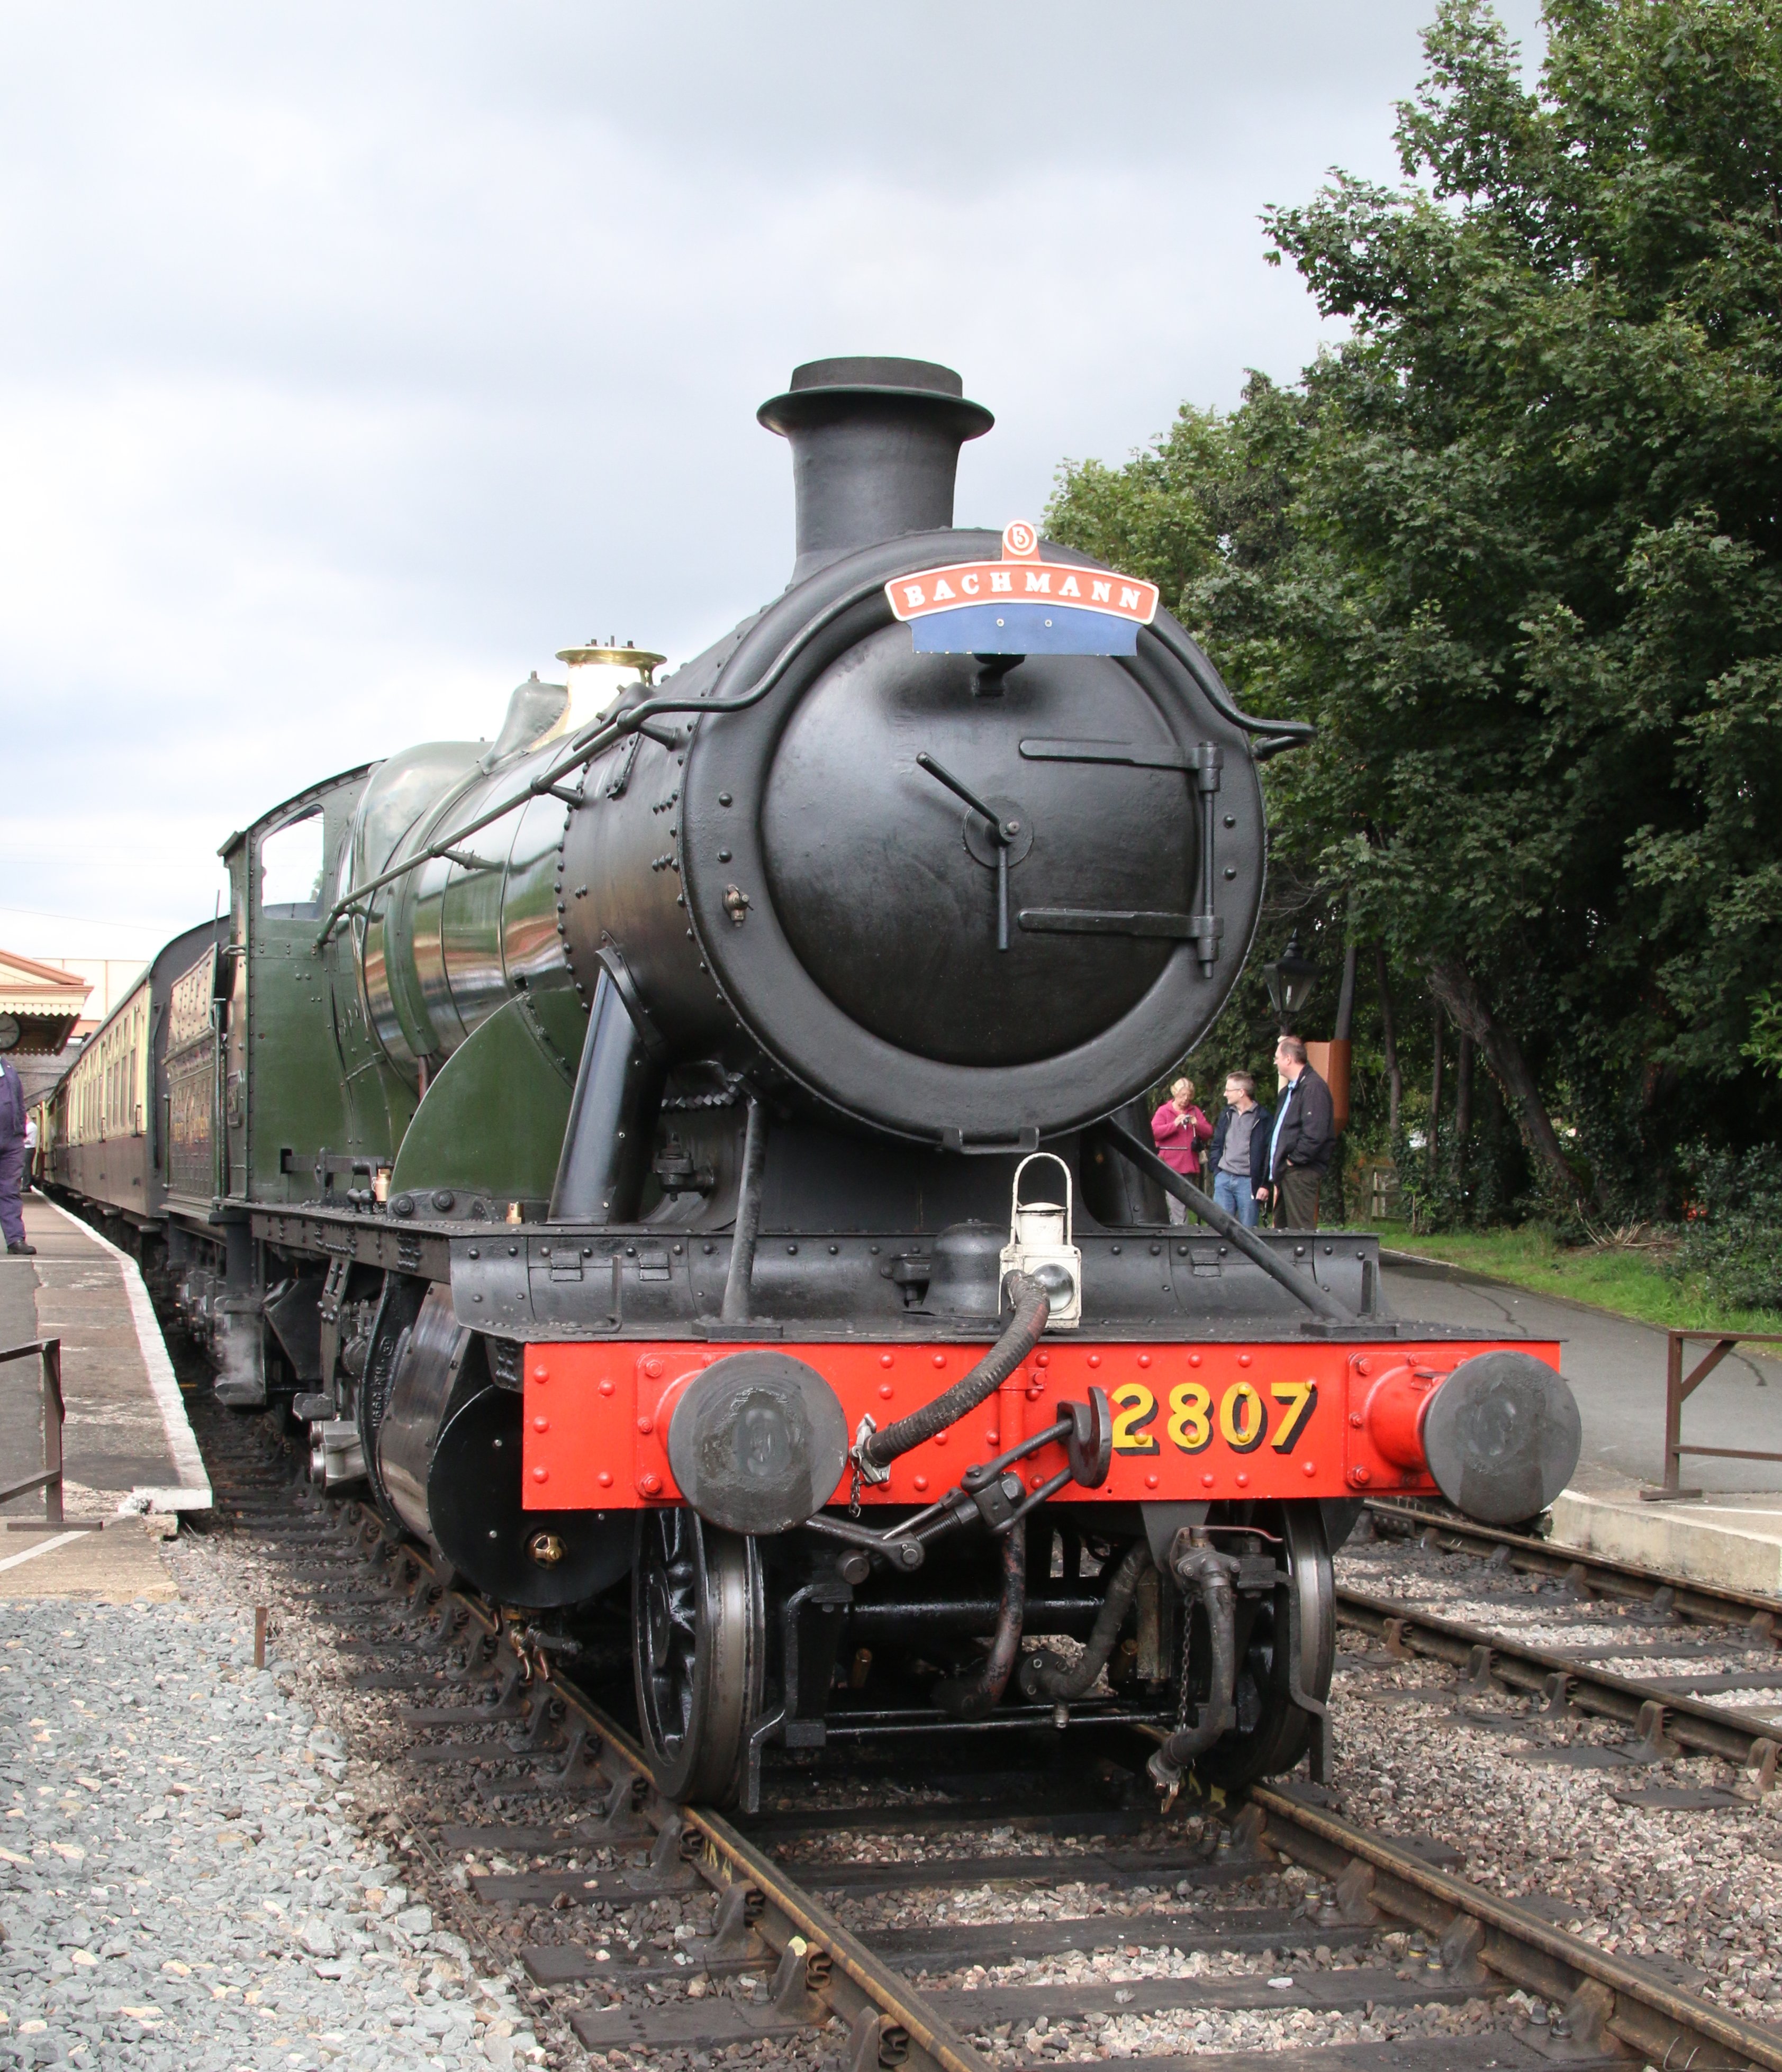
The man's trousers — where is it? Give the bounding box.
[1272,1164,1321,1230]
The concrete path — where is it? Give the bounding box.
[0,1517,179,1601]
[1382,1251,1782,1497]
[0,1193,209,1520]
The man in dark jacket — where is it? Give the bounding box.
[1265,1035,1334,1229]
[1206,1072,1272,1228]
[0,1052,33,1256]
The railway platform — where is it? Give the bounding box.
[0,1193,209,1600]
[1382,1251,1782,1592]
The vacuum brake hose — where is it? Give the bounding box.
[858,1273,1051,1472]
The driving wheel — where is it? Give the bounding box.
[632,1510,763,1806]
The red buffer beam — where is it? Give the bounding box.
[520,1337,1559,1513]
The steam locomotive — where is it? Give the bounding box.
[32,357,1579,1810]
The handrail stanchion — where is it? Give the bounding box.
[41,1341,62,1525]
[1661,1331,1689,1497]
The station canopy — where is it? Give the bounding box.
[0,950,93,1054]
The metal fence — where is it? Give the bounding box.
[0,1339,64,1523]
[1643,1329,1782,1501]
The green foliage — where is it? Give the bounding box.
[1666,1143,1782,1312]
[1396,1109,1528,1233]
[1745,987,1782,1075]
[1379,1221,1782,1335]
[1048,0,1782,1209]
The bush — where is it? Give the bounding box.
[1665,1145,1782,1313]
[1396,1105,1531,1235]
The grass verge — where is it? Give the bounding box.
[1367,1222,1782,1337]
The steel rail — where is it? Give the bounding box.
[540,1682,995,2072]
[290,1490,992,2072]
[1248,1783,1782,2072]
[191,1378,1004,2072]
[206,1421,1775,2072]
[1336,1584,1782,1775]
[211,1480,989,2070]
[1365,1498,1782,1627]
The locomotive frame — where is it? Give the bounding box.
[34,356,1578,1812]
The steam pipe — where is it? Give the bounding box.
[719,1098,768,1324]
[549,970,665,1223]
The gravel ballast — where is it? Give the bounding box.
[0,1594,536,2070]
[26,1426,1777,2068]
[1331,1534,1782,2022]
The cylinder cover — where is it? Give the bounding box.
[376,1284,631,1607]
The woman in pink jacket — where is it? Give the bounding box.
[1151,1076,1212,1223]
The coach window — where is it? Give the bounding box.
[260,809,325,919]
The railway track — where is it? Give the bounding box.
[1340,1501,1782,1787]
[183,1396,1782,2071]
[1363,1499,1782,1634]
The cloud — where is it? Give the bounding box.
[0,0,1545,949]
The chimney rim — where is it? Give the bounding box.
[758,355,992,441]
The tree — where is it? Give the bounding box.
[1049,0,1782,1211]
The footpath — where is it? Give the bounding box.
[0,1593,536,2071]
[0,1192,536,2069]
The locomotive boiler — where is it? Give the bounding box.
[35,357,1581,1811]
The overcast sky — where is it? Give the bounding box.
[0,0,1544,961]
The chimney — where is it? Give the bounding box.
[757,357,993,585]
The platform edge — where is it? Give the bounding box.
[33,1196,213,1513]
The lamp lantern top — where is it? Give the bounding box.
[1263,933,1320,1025]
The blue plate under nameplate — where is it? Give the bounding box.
[909,602,1141,657]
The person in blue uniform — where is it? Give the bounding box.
[0,1056,33,1255]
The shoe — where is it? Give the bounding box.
[6,1243,35,1256]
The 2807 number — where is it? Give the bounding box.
[1108,1379,1317,1458]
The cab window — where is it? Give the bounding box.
[260,810,325,919]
